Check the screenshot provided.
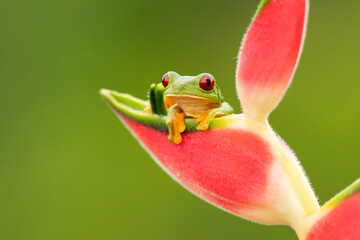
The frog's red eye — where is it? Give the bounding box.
[162,74,169,87]
[199,75,215,91]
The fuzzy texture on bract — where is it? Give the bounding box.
[237,0,308,120]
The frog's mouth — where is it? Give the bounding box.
[164,94,221,118]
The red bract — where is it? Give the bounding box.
[121,116,271,208]
[237,0,308,120]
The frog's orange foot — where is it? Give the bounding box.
[196,122,209,131]
[195,109,213,131]
[170,132,182,144]
[176,111,186,133]
[168,111,185,144]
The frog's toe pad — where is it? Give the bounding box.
[168,132,183,144]
[196,122,209,131]
[173,134,182,144]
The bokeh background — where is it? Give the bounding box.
[0,0,359,239]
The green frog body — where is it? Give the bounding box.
[143,71,233,144]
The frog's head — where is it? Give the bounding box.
[162,71,224,103]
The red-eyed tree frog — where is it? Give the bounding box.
[143,71,234,144]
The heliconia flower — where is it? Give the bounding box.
[100,0,359,239]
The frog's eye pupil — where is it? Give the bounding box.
[206,78,211,87]
[162,73,169,87]
[200,75,214,91]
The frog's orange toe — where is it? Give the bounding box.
[195,109,212,130]
[176,112,186,133]
[196,122,209,131]
[173,134,182,144]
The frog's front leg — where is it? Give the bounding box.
[166,104,186,144]
[195,102,233,131]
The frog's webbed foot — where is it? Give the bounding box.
[166,104,185,144]
[195,103,234,131]
[195,109,217,131]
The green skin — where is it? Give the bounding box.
[147,71,233,143]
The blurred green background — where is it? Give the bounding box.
[0,0,359,239]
